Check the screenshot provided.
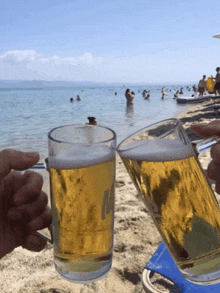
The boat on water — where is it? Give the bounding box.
[176,94,220,104]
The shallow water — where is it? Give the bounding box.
[0,84,192,158]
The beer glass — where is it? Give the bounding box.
[47,124,116,283]
[117,118,220,285]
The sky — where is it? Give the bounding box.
[1,0,220,84]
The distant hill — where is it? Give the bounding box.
[0,80,106,88]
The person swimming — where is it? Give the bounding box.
[86,116,97,125]
[144,93,150,100]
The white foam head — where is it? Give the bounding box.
[48,144,115,169]
[119,139,194,162]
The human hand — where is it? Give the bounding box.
[191,120,220,194]
[0,149,52,259]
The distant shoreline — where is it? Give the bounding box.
[0,80,198,89]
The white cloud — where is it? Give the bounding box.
[0,50,38,64]
[0,50,110,81]
[0,48,218,83]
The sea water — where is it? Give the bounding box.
[0,84,193,158]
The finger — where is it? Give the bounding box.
[207,160,220,180]
[7,191,48,223]
[21,206,52,252]
[22,233,47,252]
[210,144,220,163]
[0,225,25,258]
[0,149,39,181]
[2,170,24,193]
[13,171,43,206]
[191,121,220,138]
[0,171,24,218]
[12,223,30,245]
[27,206,52,231]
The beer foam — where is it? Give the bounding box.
[48,144,115,169]
[119,139,194,162]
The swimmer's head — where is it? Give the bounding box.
[87,116,97,125]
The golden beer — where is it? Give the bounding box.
[119,139,220,282]
[49,145,115,281]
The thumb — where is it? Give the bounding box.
[0,149,39,181]
[191,121,220,138]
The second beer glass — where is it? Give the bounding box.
[117,118,220,284]
[48,124,116,283]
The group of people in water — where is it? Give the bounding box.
[70,95,82,102]
[198,67,220,96]
[125,85,191,104]
[70,77,219,107]
[125,68,220,104]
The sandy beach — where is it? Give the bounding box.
[1,99,220,293]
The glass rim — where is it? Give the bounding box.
[117,118,181,152]
[48,123,116,145]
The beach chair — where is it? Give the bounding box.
[142,242,220,293]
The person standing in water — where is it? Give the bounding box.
[198,75,207,96]
[161,87,168,99]
[125,89,135,105]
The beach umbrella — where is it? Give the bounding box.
[213,33,220,39]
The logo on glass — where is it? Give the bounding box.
[101,185,114,220]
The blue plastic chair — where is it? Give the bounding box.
[142,242,220,293]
